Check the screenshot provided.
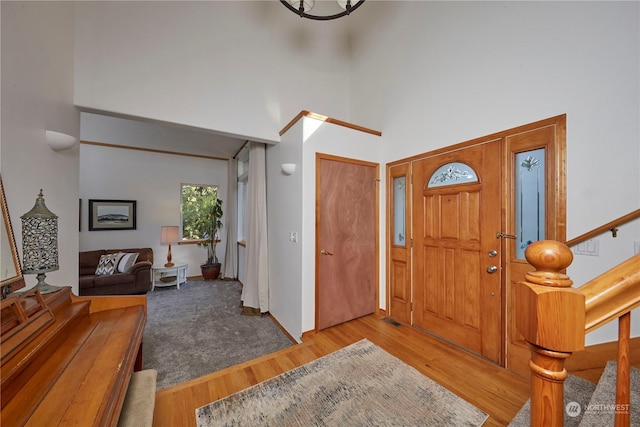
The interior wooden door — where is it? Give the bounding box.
[503,116,566,375]
[387,163,412,325]
[316,154,378,330]
[412,140,502,363]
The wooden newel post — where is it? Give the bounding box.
[515,240,586,427]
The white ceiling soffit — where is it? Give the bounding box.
[78,109,277,159]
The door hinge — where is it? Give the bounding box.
[410,302,413,311]
[410,238,413,248]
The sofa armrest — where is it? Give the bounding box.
[129,260,152,274]
[131,261,152,294]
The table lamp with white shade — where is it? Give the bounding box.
[160,226,179,267]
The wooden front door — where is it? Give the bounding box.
[412,140,502,363]
[316,154,378,330]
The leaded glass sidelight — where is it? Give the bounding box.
[427,162,478,188]
[515,149,545,259]
[393,176,406,245]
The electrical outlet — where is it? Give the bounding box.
[289,231,298,243]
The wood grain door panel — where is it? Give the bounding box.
[317,155,378,331]
[412,140,502,363]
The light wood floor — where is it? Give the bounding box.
[153,313,639,427]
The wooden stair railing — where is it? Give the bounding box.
[515,240,640,427]
[566,208,640,248]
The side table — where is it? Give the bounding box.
[151,263,188,291]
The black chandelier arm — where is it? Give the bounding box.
[279,0,365,21]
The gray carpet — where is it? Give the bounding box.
[142,280,294,390]
[578,361,640,426]
[196,339,489,427]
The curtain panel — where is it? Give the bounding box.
[241,142,269,312]
[222,158,238,279]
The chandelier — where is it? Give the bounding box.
[280,0,365,21]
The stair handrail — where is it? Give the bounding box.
[515,240,639,427]
[566,208,640,248]
[581,254,640,332]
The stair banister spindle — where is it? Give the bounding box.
[515,240,586,427]
[615,312,631,427]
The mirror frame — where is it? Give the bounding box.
[1,176,26,297]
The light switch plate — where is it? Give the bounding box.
[574,239,599,256]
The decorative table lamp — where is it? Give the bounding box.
[161,226,179,267]
[21,189,62,294]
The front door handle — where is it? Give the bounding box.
[486,265,498,274]
[320,250,334,256]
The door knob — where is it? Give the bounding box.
[486,265,498,274]
[320,250,334,256]
[488,250,498,257]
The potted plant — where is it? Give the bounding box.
[181,186,224,280]
[200,197,223,280]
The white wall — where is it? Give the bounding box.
[79,136,228,279]
[80,112,243,158]
[348,1,640,344]
[1,2,80,293]
[266,122,304,340]
[268,115,382,339]
[74,1,354,143]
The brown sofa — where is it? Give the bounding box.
[79,248,153,296]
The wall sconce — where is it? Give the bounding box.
[281,163,296,176]
[161,226,179,267]
[21,189,62,294]
[45,130,79,152]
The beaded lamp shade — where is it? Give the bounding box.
[21,189,62,294]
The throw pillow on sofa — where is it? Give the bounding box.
[118,252,139,273]
[95,253,122,275]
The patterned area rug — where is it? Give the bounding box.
[196,339,489,426]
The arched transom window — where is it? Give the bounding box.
[427,162,479,188]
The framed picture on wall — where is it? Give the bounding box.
[88,199,137,231]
